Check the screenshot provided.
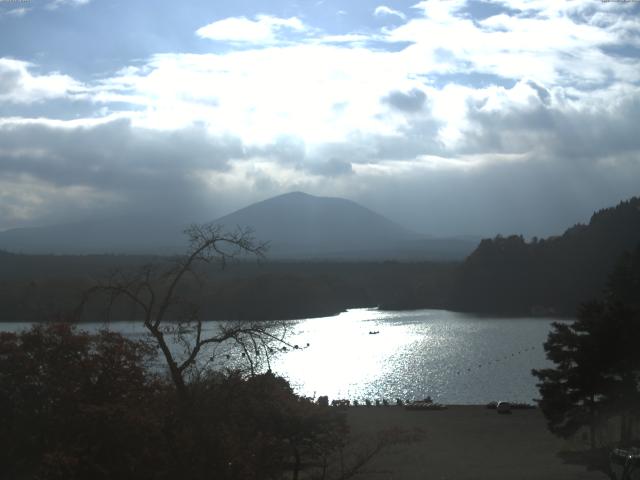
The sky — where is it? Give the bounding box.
[1,0,639,237]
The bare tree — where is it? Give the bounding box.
[73,223,425,479]
[80,223,287,401]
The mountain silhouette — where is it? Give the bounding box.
[212,192,418,258]
[0,192,477,259]
[0,215,186,255]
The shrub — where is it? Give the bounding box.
[0,323,168,480]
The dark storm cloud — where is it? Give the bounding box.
[0,118,239,185]
[345,81,640,237]
[355,152,640,238]
[0,117,246,226]
[462,87,640,161]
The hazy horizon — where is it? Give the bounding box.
[1,0,640,239]
[0,190,634,242]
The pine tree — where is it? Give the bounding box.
[532,245,640,448]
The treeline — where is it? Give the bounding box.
[2,196,639,321]
[0,258,456,322]
[452,197,640,315]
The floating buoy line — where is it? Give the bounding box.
[454,345,540,376]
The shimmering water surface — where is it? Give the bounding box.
[1,309,565,404]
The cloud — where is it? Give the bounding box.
[40,1,640,152]
[457,81,640,161]
[0,116,241,186]
[1,7,30,17]
[308,157,354,177]
[0,174,120,228]
[0,58,85,104]
[0,63,20,94]
[387,0,639,87]
[525,80,551,106]
[383,88,427,112]
[316,33,373,45]
[374,6,406,21]
[94,46,415,145]
[0,0,89,16]
[0,116,246,228]
[46,0,92,9]
[1,1,639,236]
[352,153,640,237]
[196,15,306,44]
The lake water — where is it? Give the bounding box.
[0,308,565,404]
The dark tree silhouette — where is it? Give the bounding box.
[79,224,288,401]
[0,324,359,480]
[455,197,640,315]
[533,245,640,448]
[0,324,168,480]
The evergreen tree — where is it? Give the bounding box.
[532,245,640,448]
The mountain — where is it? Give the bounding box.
[212,192,409,257]
[0,215,187,255]
[212,192,476,260]
[0,192,478,259]
[452,196,640,315]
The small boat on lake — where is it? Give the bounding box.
[369,330,380,335]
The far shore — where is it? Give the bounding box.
[0,305,576,324]
[343,405,608,480]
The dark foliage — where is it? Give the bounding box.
[0,260,456,323]
[454,196,640,315]
[0,323,168,480]
[0,324,348,480]
[607,245,640,310]
[532,245,640,448]
[180,372,348,480]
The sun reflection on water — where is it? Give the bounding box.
[265,308,559,404]
[0,308,561,404]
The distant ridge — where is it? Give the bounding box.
[0,215,187,255]
[0,192,478,260]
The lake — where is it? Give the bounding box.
[1,308,565,404]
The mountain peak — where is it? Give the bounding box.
[213,192,416,258]
[264,191,344,203]
[278,191,313,198]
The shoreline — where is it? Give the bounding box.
[0,305,576,324]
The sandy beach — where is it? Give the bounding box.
[345,405,609,480]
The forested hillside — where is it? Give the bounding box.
[0,256,455,322]
[453,197,640,315]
